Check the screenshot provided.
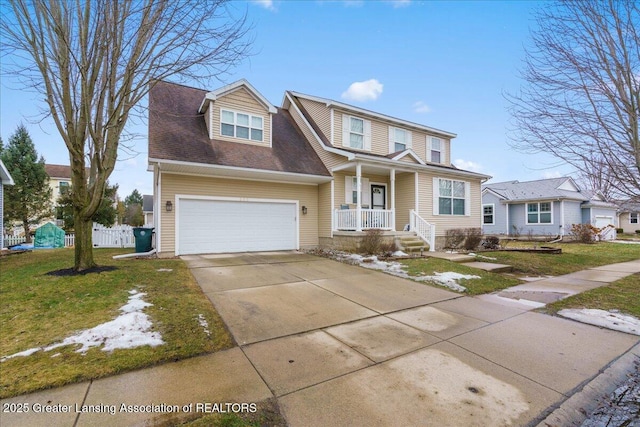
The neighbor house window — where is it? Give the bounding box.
[59,181,70,195]
[430,137,442,163]
[527,202,552,224]
[483,204,494,225]
[390,127,411,152]
[438,179,466,215]
[631,213,638,224]
[220,109,263,142]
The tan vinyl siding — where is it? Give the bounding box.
[159,173,318,255]
[417,172,483,236]
[298,98,331,142]
[399,155,420,164]
[332,109,451,165]
[318,182,332,237]
[287,101,347,170]
[395,172,415,231]
[333,172,389,207]
[211,87,271,146]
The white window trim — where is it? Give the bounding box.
[342,114,371,151]
[220,108,264,142]
[526,201,553,225]
[483,203,495,225]
[388,126,412,153]
[433,177,470,216]
[344,176,370,207]
[427,137,443,164]
[630,212,638,224]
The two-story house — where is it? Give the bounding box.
[148,79,490,257]
[45,164,73,226]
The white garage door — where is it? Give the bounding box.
[177,198,297,255]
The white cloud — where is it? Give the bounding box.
[454,159,483,172]
[413,101,432,113]
[389,0,411,8]
[341,79,383,102]
[253,0,275,11]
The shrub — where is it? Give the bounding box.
[463,228,483,250]
[444,228,465,249]
[636,230,640,234]
[482,235,500,249]
[360,228,383,254]
[570,223,599,243]
[615,228,624,234]
[380,241,399,256]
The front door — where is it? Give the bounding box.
[371,185,386,210]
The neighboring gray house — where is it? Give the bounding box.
[482,177,617,238]
[1,160,16,249]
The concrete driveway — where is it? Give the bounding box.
[183,251,640,427]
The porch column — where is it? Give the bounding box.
[356,163,362,232]
[390,169,396,230]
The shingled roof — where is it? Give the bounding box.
[44,164,72,179]
[148,80,330,177]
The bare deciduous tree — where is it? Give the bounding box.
[1,0,251,270]
[506,0,639,200]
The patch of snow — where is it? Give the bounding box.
[1,290,164,362]
[156,268,173,272]
[610,240,640,244]
[197,314,210,336]
[413,272,480,292]
[475,254,497,261]
[332,251,480,292]
[558,309,640,336]
[392,250,408,257]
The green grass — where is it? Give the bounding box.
[487,241,640,276]
[542,273,640,318]
[0,248,233,399]
[397,242,639,296]
[399,258,522,295]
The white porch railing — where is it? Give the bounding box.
[334,209,394,231]
[410,210,435,252]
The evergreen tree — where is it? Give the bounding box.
[1,125,52,242]
[57,182,119,230]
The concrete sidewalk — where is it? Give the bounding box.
[2,252,639,426]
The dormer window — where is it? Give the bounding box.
[430,137,442,163]
[342,114,371,151]
[221,109,263,142]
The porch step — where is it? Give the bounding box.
[397,236,428,254]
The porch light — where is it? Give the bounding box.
[302,206,308,215]
[165,201,173,212]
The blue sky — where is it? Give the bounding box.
[0,0,573,199]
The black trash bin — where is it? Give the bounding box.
[133,227,154,253]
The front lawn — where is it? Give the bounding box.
[399,258,522,295]
[543,273,640,318]
[487,241,640,276]
[0,248,233,399]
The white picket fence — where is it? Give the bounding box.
[92,223,135,248]
[3,234,75,247]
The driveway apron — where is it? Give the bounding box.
[186,252,639,427]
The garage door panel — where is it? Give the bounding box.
[178,199,297,255]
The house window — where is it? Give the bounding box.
[59,181,70,195]
[430,137,442,163]
[391,127,410,152]
[351,177,358,203]
[349,117,364,149]
[220,109,263,142]
[631,213,638,224]
[438,179,466,215]
[527,202,552,224]
[483,204,494,225]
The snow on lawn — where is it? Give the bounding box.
[337,253,479,292]
[558,309,640,336]
[1,290,164,362]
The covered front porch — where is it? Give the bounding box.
[329,160,435,250]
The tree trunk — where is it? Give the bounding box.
[23,220,31,243]
[74,214,96,271]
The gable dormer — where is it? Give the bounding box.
[199,79,277,146]
[556,177,580,192]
